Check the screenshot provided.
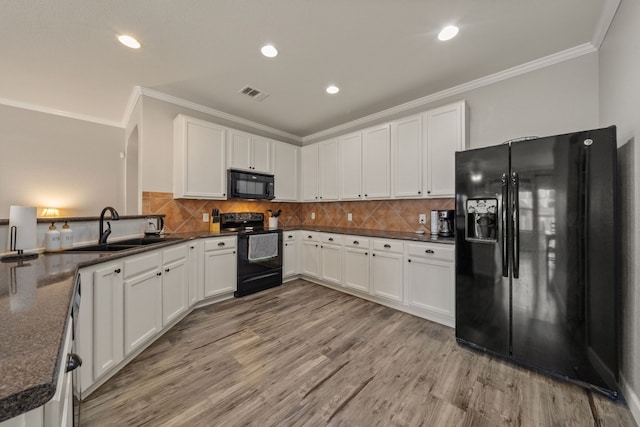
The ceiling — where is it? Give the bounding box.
[0,1,613,138]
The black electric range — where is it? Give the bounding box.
[221,212,283,297]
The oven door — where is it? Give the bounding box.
[235,230,282,297]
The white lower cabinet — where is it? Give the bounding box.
[161,244,189,326]
[92,262,124,380]
[370,239,404,302]
[320,234,342,285]
[283,231,299,278]
[187,241,201,306]
[406,243,455,326]
[203,236,237,298]
[342,236,370,293]
[301,232,320,278]
[298,231,455,328]
[123,251,163,356]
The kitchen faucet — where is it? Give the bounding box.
[99,206,120,244]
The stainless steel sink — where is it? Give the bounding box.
[62,237,184,253]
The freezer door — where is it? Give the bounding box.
[510,127,618,394]
[455,144,510,356]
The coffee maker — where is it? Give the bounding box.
[437,210,455,237]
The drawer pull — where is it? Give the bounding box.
[218,242,225,246]
[288,235,293,238]
[190,246,195,250]
[384,244,391,248]
[165,268,170,273]
[425,249,435,254]
[157,272,162,276]
[408,259,411,263]
[328,237,334,242]
[308,235,313,239]
[114,268,121,274]
[353,240,359,245]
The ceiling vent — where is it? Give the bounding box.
[238,85,269,102]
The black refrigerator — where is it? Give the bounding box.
[455,126,620,399]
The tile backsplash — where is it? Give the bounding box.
[143,192,454,233]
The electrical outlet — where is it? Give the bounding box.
[203,213,209,222]
[419,214,427,224]
[311,212,316,220]
[347,213,353,221]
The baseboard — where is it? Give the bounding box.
[621,375,640,426]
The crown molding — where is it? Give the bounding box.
[302,43,597,143]
[592,0,621,49]
[138,87,302,143]
[0,97,123,128]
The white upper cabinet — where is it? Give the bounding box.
[339,132,363,200]
[301,144,319,201]
[392,115,423,198]
[272,141,299,201]
[173,115,227,199]
[363,124,391,199]
[318,139,339,201]
[424,100,466,197]
[227,130,272,173]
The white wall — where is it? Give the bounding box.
[599,0,640,421]
[0,105,125,218]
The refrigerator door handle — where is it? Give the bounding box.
[511,171,520,278]
[501,173,509,277]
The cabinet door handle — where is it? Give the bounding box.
[233,251,236,254]
[408,259,412,263]
[308,235,313,239]
[190,246,195,249]
[384,244,391,248]
[365,194,368,197]
[157,272,162,276]
[353,240,359,245]
[372,253,376,257]
[66,353,82,373]
[165,268,170,272]
[365,252,368,256]
[418,191,421,195]
[315,244,318,247]
[320,245,323,248]
[288,235,293,238]
[328,237,334,242]
[285,243,288,247]
[218,242,225,246]
[358,194,361,197]
[114,268,121,274]
[425,249,435,254]
[427,191,431,194]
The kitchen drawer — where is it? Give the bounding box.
[407,243,454,262]
[321,233,343,245]
[372,239,403,253]
[283,232,297,241]
[204,236,237,252]
[163,243,188,265]
[301,231,320,242]
[344,235,370,249]
[124,250,162,279]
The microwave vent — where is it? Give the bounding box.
[239,85,269,101]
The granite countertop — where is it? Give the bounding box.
[283,225,456,245]
[0,227,453,421]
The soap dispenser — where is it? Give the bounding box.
[45,222,61,251]
[60,221,73,249]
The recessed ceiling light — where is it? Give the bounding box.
[261,44,278,58]
[326,85,340,95]
[117,34,141,49]
[438,25,459,41]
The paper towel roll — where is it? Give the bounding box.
[8,206,37,252]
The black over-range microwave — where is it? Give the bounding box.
[227,169,275,200]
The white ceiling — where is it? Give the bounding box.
[0,1,613,138]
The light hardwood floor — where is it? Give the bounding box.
[81,279,636,426]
